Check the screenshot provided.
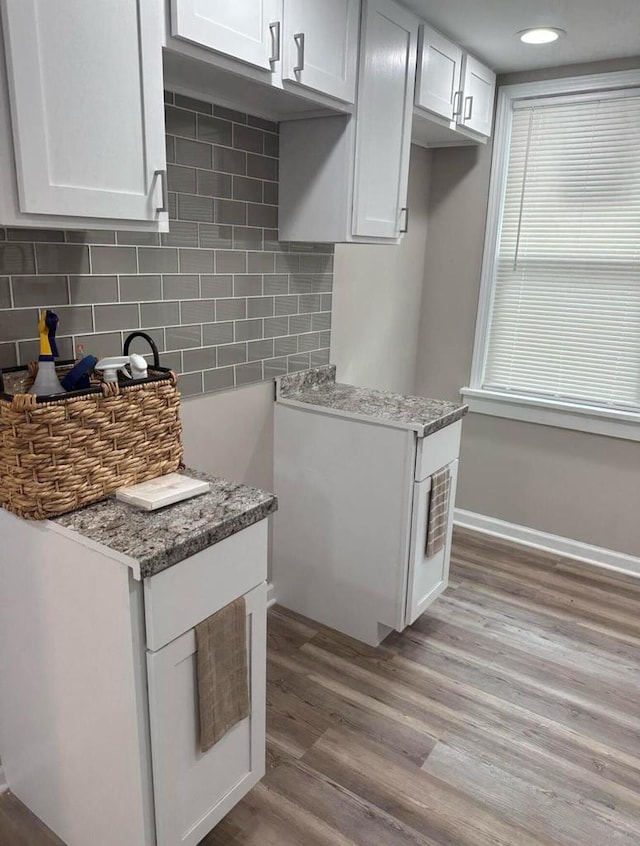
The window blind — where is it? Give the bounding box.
[483,91,640,409]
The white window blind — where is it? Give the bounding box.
[484,90,640,409]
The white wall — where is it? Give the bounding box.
[330,145,432,393]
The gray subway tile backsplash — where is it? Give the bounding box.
[0,93,332,395]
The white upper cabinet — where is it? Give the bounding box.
[415,24,463,121]
[458,53,496,137]
[171,0,281,71]
[0,0,167,229]
[352,0,417,238]
[281,0,359,103]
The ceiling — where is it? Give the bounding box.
[402,0,640,73]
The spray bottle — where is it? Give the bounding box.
[29,310,64,396]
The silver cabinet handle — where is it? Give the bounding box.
[464,95,474,121]
[269,21,280,63]
[154,169,168,214]
[293,32,305,72]
[452,90,462,118]
[400,206,409,234]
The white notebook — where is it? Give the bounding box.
[116,473,210,511]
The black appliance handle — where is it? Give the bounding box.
[123,332,160,368]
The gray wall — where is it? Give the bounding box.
[415,57,640,557]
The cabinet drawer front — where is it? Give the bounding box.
[415,420,461,482]
[144,520,268,651]
[147,582,267,846]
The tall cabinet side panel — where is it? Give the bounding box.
[272,404,416,644]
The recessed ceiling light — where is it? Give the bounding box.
[518,27,566,44]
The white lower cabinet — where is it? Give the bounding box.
[147,583,267,846]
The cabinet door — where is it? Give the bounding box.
[147,583,267,846]
[282,0,359,103]
[459,54,496,138]
[1,0,167,224]
[352,0,417,239]
[415,24,463,121]
[405,459,458,627]
[172,0,281,71]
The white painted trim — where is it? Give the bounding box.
[266,582,276,608]
[0,764,7,794]
[454,508,640,579]
[461,387,640,442]
[469,68,640,411]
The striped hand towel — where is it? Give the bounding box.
[425,466,451,557]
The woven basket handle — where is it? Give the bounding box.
[123,332,160,368]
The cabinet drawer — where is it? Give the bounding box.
[144,519,268,651]
[147,582,267,846]
[415,420,462,482]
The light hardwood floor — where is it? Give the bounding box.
[3,527,640,845]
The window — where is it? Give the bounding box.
[465,71,640,442]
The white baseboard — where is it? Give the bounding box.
[454,508,640,579]
[266,581,276,608]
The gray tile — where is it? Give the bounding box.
[179,249,215,273]
[183,346,217,372]
[73,332,123,359]
[65,231,117,245]
[235,319,263,341]
[247,339,274,361]
[0,342,17,368]
[203,321,234,345]
[214,105,247,124]
[203,366,235,392]
[214,146,246,175]
[168,192,177,218]
[319,330,331,348]
[263,181,278,205]
[263,274,289,295]
[199,224,233,249]
[90,246,136,274]
[18,335,74,365]
[0,277,11,308]
[125,327,165,354]
[263,356,289,379]
[263,131,279,158]
[248,115,278,133]
[216,250,246,274]
[138,248,179,273]
[116,231,159,246]
[298,331,321,352]
[0,230,4,241]
[159,351,182,372]
[247,296,274,318]
[312,312,332,331]
[197,170,232,198]
[166,135,175,163]
[175,137,212,169]
[119,275,162,302]
[274,335,298,356]
[246,153,278,181]
[289,273,332,294]
[198,114,232,146]
[8,228,64,243]
[178,194,214,222]
[321,293,333,311]
[201,274,233,298]
[264,316,288,338]
[163,274,200,300]
[180,299,215,324]
[247,203,277,228]
[276,253,301,273]
[12,275,69,308]
[215,298,246,321]
[175,94,212,114]
[274,295,298,315]
[300,253,334,273]
[299,294,321,313]
[162,220,199,248]
[235,361,263,385]
[234,274,262,297]
[164,90,174,104]
[288,352,311,373]
[232,227,262,250]
[291,241,335,254]
[290,313,313,334]
[178,371,204,397]
[140,301,180,328]
[165,105,196,138]
[248,251,275,273]
[217,342,247,366]
[232,175,262,202]
[94,303,139,332]
[166,324,202,350]
[35,244,89,274]
[215,199,246,225]
[167,164,197,194]
[311,348,331,367]
[233,124,263,153]
[45,305,92,335]
[263,229,289,252]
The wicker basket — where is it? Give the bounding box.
[0,363,183,520]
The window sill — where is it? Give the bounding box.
[460,387,640,442]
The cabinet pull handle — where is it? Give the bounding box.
[452,90,462,118]
[400,206,409,234]
[154,169,168,214]
[293,32,305,72]
[464,95,474,121]
[269,21,281,63]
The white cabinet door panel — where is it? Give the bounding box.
[352,0,417,239]
[282,0,359,103]
[459,54,496,138]
[1,0,166,223]
[147,583,267,846]
[415,24,463,121]
[172,0,280,70]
